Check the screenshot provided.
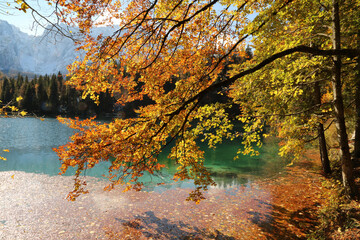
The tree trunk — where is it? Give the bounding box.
[331,0,358,198]
[314,82,332,175]
[353,31,360,163]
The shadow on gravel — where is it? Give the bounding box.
[114,211,235,239]
[248,199,319,240]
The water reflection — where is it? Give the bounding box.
[0,117,285,190]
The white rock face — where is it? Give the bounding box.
[0,20,23,73]
[0,20,81,75]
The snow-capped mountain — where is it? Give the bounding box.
[0,20,114,75]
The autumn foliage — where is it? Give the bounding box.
[51,0,249,202]
[24,0,360,201]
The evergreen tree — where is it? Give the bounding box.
[23,81,36,111]
[48,74,59,114]
[1,78,12,104]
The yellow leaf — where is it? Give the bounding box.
[3,149,9,152]
[11,175,14,179]
[16,96,23,102]
[20,3,28,12]
[287,161,294,167]
[9,106,18,111]
[20,111,27,116]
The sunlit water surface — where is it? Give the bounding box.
[0,117,286,191]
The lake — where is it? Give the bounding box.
[0,117,285,191]
[0,117,302,239]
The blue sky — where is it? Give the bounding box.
[1,1,255,37]
[0,0,54,35]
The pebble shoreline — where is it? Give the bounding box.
[0,171,273,239]
[0,165,322,239]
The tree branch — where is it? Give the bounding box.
[168,45,360,117]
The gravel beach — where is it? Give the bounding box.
[0,166,322,239]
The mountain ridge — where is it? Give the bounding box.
[0,20,86,76]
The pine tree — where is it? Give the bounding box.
[48,74,59,114]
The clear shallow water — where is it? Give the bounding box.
[0,117,285,190]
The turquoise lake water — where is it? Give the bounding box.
[0,117,286,190]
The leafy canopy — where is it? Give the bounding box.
[36,0,360,201]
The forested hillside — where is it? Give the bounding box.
[0,73,115,117]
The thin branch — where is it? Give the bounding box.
[168,45,360,117]
[141,0,221,69]
[23,0,77,41]
[305,119,335,143]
